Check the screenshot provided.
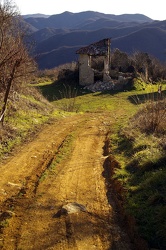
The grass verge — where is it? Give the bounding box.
[109,84,166,249]
[0,86,53,160]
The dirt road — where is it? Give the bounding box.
[0,112,132,250]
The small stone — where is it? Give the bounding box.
[53,202,87,218]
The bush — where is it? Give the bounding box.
[57,67,79,86]
[132,98,166,135]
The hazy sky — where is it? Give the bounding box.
[14,0,165,21]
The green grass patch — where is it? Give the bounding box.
[39,132,75,182]
[53,89,140,114]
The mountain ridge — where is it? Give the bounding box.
[24,11,153,30]
[23,11,166,69]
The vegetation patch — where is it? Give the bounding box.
[0,86,53,160]
[110,87,166,249]
[39,133,75,182]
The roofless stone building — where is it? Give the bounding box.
[76,38,111,86]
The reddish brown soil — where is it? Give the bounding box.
[0,113,133,250]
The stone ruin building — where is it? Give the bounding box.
[76,38,111,86]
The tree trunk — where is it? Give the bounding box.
[0,60,20,125]
[145,66,149,82]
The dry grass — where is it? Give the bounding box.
[132,99,166,135]
[110,91,166,249]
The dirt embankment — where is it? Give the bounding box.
[0,113,145,250]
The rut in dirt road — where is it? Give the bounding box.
[0,113,133,250]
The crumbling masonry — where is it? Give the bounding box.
[76,38,111,86]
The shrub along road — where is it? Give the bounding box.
[0,112,134,250]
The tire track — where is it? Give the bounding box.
[0,112,133,250]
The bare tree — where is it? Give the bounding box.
[149,57,166,82]
[0,0,36,125]
[131,51,152,82]
[111,48,130,72]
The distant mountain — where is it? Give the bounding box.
[30,27,70,43]
[23,11,153,30]
[23,13,50,19]
[112,27,166,61]
[22,11,166,69]
[36,46,80,69]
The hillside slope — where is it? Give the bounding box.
[23,11,166,69]
[112,27,166,61]
[34,27,166,69]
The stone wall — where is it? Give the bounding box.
[78,54,94,86]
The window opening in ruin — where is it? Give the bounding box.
[91,56,105,81]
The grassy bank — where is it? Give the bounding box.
[108,87,166,249]
[0,86,53,159]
